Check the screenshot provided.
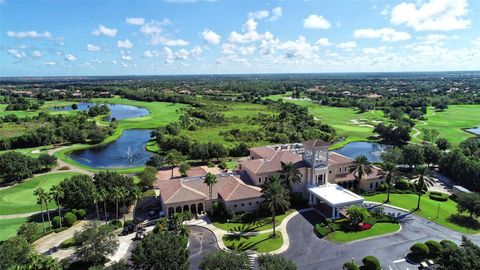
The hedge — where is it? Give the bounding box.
[52,216,62,229]
[343,262,360,270]
[71,209,87,219]
[409,243,430,262]
[425,240,442,257]
[64,212,77,227]
[315,224,333,237]
[109,220,123,230]
[362,256,381,270]
[429,192,448,202]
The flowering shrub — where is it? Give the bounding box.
[359,223,372,231]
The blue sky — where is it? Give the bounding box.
[1,0,479,76]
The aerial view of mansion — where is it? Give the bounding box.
[156,139,384,219]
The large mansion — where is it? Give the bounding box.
[156,139,385,219]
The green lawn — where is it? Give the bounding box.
[0,217,29,241]
[212,209,295,232]
[411,105,480,145]
[324,223,400,243]
[365,193,480,234]
[223,232,283,253]
[0,172,79,215]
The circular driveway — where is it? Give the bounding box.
[188,225,219,270]
[282,208,480,270]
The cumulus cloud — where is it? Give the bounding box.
[278,36,319,59]
[143,50,160,58]
[248,7,282,21]
[86,44,101,52]
[43,61,57,66]
[315,38,332,46]
[164,47,174,63]
[91,25,118,37]
[120,50,132,61]
[140,19,187,46]
[303,14,331,29]
[362,46,387,54]
[337,41,357,50]
[126,17,145,25]
[118,39,134,49]
[418,34,449,44]
[202,29,221,44]
[32,50,45,58]
[7,49,26,58]
[248,10,269,20]
[354,28,411,42]
[270,7,282,21]
[64,54,77,61]
[390,0,470,31]
[228,18,263,43]
[7,30,52,39]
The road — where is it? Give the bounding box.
[282,207,480,270]
[188,225,220,270]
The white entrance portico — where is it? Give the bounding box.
[308,184,364,219]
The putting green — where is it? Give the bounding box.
[0,172,80,215]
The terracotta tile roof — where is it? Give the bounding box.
[334,166,383,183]
[249,146,276,160]
[157,174,262,205]
[303,139,332,148]
[328,152,354,165]
[156,166,223,182]
[240,150,303,174]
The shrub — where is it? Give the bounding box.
[425,240,442,258]
[347,206,369,226]
[124,220,134,227]
[315,224,333,237]
[74,209,87,219]
[109,220,122,230]
[59,237,76,249]
[64,212,77,227]
[361,256,381,270]
[395,180,410,190]
[52,216,62,229]
[377,183,387,191]
[409,243,429,262]
[429,192,448,202]
[440,239,458,249]
[343,262,360,270]
[16,222,42,243]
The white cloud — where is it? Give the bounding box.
[190,46,203,57]
[202,29,221,44]
[248,10,269,20]
[419,34,449,44]
[7,30,52,39]
[143,50,160,58]
[91,25,118,37]
[7,49,26,58]
[315,38,332,46]
[362,46,387,54]
[354,28,411,42]
[303,14,331,29]
[391,0,470,31]
[270,7,282,21]
[474,37,480,47]
[64,54,77,61]
[337,41,357,50]
[278,36,319,59]
[126,17,145,25]
[32,50,45,58]
[140,19,186,46]
[228,18,262,43]
[120,50,132,61]
[164,47,174,63]
[175,48,190,60]
[43,61,56,66]
[86,44,101,52]
[140,21,163,35]
[117,39,134,49]
[160,38,189,46]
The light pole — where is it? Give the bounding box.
[436,203,440,219]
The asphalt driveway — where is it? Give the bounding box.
[189,225,220,270]
[282,207,480,270]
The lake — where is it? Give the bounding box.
[51,102,150,121]
[466,127,480,135]
[68,129,154,168]
[333,142,389,162]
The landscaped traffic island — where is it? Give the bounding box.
[211,209,295,232]
[324,222,400,243]
[223,232,283,253]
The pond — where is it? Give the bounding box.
[68,129,154,168]
[50,102,150,121]
[333,142,389,163]
[466,127,480,135]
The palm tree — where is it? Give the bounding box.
[350,155,373,189]
[120,187,129,224]
[132,186,143,219]
[262,175,290,237]
[281,162,303,192]
[34,187,47,233]
[98,188,108,224]
[112,187,123,221]
[203,172,217,200]
[380,162,399,203]
[166,149,185,178]
[44,191,52,228]
[49,185,64,228]
[412,165,435,210]
[92,190,100,220]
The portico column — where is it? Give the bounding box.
[331,207,335,219]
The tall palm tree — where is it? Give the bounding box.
[281,162,303,192]
[112,187,123,221]
[98,188,108,224]
[34,187,47,233]
[203,172,217,200]
[380,162,399,203]
[166,149,185,178]
[120,187,129,224]
[44,191,52,228]
[49,185,64,228]
[132,186,143,220]
[350,155,373,189]
[262,175,290,237]
[92,190,100,220]
[412,165,435,210]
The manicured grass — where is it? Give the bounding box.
[0,172,79,215]
[411,105,480,145]
[223,232,283,253]
[365,193,480,234]
[324,223,400,243]
[212,209,295,232]
[0,217,29,241]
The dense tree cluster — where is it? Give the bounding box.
[2,96,43,111]
[87,104,110,117]
[374,123,411,145]
[0,152,57,183]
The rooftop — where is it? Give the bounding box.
[308,184,364,207]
